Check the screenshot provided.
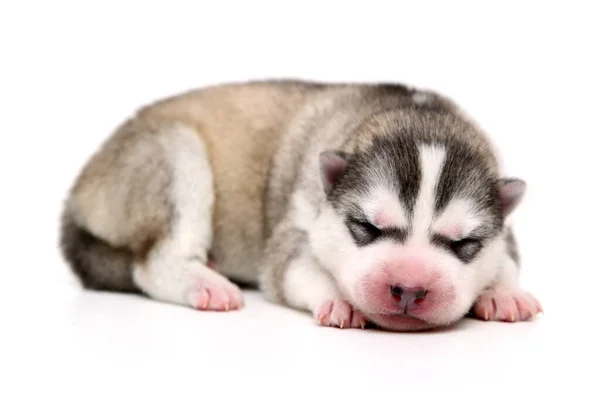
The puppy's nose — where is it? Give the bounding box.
[390,285,428,311]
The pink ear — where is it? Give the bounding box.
[319,151,349,192]
[498,178,526,217]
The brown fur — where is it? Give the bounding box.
[135,81,325,284]
[69,117,175,256]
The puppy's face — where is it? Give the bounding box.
[309,133,525,331]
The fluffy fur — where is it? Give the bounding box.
[59,80,542,331]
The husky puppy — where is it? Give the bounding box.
[59,80,542,331]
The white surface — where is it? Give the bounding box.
[1,1,598,399]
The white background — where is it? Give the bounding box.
[1,1,598,399]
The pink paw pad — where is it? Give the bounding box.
[473,287,543,322]
[314,300,367,329]
[187,279,244,312]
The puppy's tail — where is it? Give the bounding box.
[59,202,139,293]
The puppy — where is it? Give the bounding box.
[59,80,542,331]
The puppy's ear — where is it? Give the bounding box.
[319,151,349,193]
[498,178,526,217]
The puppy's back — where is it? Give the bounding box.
[137,80,327,283]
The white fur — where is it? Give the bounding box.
[132,124,217,305]
[492,231,520,289]
[291,191,318,231]
[411,91,433,105]
[283,248,342,313]
[159,124,214,255]
[363,185,408,228]
[443,235,506,321]
[307,202,367,299]
[431,198,483,238]
[410,144,447,241]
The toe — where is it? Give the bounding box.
[315,300,355,328]
[472,293,494,320]
[229,286,245,309]
[207,283,243,311]
[514,295,534,320]
[493,291,519,321]
[316,301,334,325]
[350,309,368,329]
[515,292,542,320]
[189,288,211,310]
[329,301,352,328]
[187,279,243,311]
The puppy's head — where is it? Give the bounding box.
[308,110,526,331]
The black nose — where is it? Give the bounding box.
[390,285,428,311]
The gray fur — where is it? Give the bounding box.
[505,227,520,265]
[259,221,307,304]
[59,204,138,292]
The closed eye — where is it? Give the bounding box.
[348,218,382,243]
[346,217,408,247]
[431,234,483,263]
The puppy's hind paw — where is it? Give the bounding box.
[187,275,244,312]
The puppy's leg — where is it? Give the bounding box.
[259,224,366,329]
[471,228,542,322]
[130,123,244,311]
[64,118,243,311]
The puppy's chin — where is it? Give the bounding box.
[363,310,468,332]
[366,312,436,332]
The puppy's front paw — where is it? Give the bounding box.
[472,287,543,322]
[314,300,367,329]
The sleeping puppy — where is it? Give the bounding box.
[59,80,542,331]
